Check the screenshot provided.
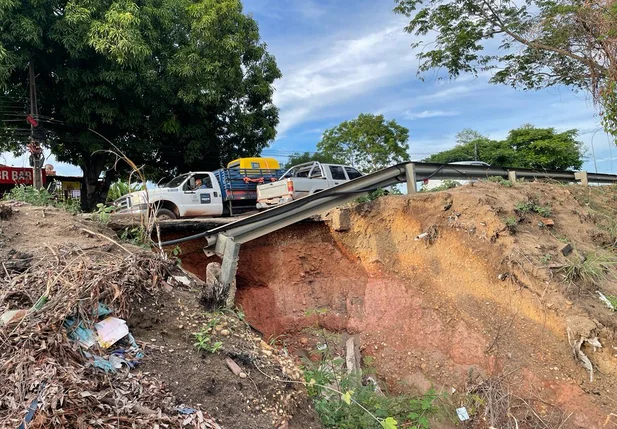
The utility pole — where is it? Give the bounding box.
[28,62,43,189]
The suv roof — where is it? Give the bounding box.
[449,161,490,166]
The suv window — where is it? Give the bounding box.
[310,165,324,178]
[329,165,346,180]
[296,167,311,178]
[345,167,362,179]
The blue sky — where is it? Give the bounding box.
[2,0,614,175]
[245,0,616,173]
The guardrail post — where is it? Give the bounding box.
[405,163,417,194]
[575,171,589,187]
[508,171,517,183]
[208,234,241,307]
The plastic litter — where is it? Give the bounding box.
[597,291,615,310]
[173,275,191,286]
[0,309,27,326]
[64,318,97,348]
[95,317,129,348]
[456,407,469,421]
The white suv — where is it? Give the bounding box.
[422,161,490,191]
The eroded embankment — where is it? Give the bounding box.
[177,182,617,428]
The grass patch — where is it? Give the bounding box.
[559,252,617,287]
[514,198,552,218]
[503,216,518,233]
[302,329,452,428]
[3,184,81,213]
[486,176,513,187]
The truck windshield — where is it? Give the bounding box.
[162,173,190,188]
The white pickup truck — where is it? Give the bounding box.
[114,167,282,219]
[256,162,363,209]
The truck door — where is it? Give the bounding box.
[328,165,347,187]
[182,173,223,217]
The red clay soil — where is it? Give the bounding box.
[175,182,617,428]
[173,183,617,428]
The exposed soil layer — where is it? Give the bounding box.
[177,182,617,428]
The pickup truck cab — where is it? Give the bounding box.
[256,162,362,209]
[114,162,283,219]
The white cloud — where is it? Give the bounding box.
[404,110,459,120]
[273,21,420,135]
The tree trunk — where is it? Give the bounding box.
[80,154,111,212]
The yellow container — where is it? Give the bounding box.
[227,157,280,170]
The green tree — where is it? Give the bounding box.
[393,0,617,135]
[283,151,344,169]
[0,0,280,209]
[425,125,584,170]
[317,114,410,173]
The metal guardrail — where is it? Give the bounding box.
[412,163,617,184]
[203,162,615,253]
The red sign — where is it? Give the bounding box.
[0,166,46,185]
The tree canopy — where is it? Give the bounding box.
[317,114,410,173]
[0,0,281,209]
[424,125,584,170]
[283,151,345,170]
[393,0,617,135]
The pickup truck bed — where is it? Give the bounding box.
[256,162,362,209]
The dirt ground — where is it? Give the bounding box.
[175,181,617,428]
[129,288,323,429]
[0,203,323,429]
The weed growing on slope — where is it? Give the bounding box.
[559,252,617,288]
[302,329,450,428]
[514,198,552,217]
[486,176,513,187]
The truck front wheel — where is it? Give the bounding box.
[156,208,177,220]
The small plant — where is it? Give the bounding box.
[605,295,617,310]
[486,176,513,187]
[540,253,553,264]
[119,226,151,247]
[304,307,330,317]
[93,203,116,224]
[193,329,223,353]
[514,198,552,217]
[107,180,142,201]
[356,188,391,204]
[503,216,518,233]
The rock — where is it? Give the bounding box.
[331,208,351,232]
[540,218,554,228]
[226,357,244,376]
[221,329,230,336]
[561,243,573,256]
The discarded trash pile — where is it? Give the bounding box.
[0,246,219,428]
